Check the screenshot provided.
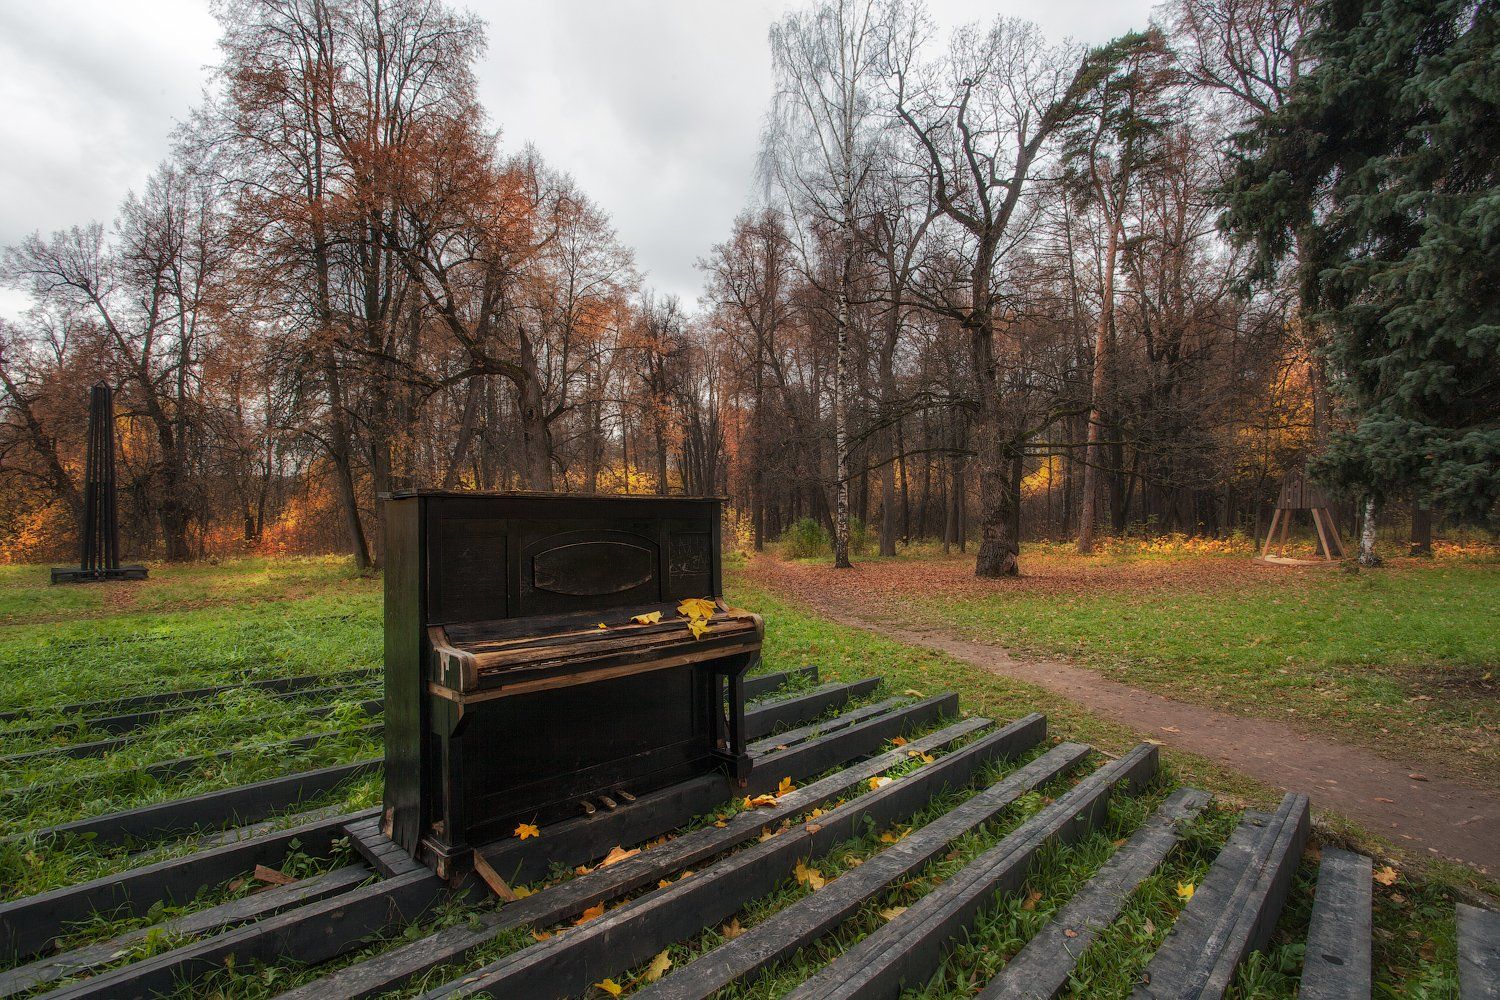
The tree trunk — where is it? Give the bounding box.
[1078,222,1120,554]
[1409,503,1433,557]
[1359,495,1381,566]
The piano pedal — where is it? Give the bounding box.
[598,795,618,811]
[614,788,636,803]
[579,800,597,816]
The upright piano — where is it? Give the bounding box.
[382,491,762,880]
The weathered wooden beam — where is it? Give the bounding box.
[747,697,904,754]
[18,759,380,847]
[10,723,383,801]
[0,668,379,727]
[976,788,1213,1000]
[0,807,377,963]
[1458,903,1500,1000]
[1299,848,1373,1000]
[0,699,383,766]
[43,869,446,1000]
[786,743,1160,1000]
[1133,792,1310,1000]
[0,864,371,997]
[276,716,1010,1000]
[743,666,817,700]
[479,691,961,888]
[743,678,881,740]
[638,741,1091,1000]
[417,711,1044,999]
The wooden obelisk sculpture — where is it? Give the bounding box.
[51,383,149,583]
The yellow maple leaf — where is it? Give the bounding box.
[722,917,745,939]
[600,845,640,868]
[794,859,826,890]
[869,776,892,791]
[512,885,533,899]
[889,736,908,747]
[808,807,824,819]
[777,776,795,796]
[678,597,717,620]
[596,623,608,630]
[643,949,673,982]
[594,978,623,996]
[658,878,673,889]
[907,750,935,763]
[878,906,907,921]
[878,828,908,844]
[1175,882,1196,901]
[576,903,605,925]
[514,823,540,840]
[631,611,663,625]
[1374,865,1399,886]
[688,617,710,640]
[744,794,778,809]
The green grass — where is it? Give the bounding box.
[0,556,1482,998]
[917,560,1499,782]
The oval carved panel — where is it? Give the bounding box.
[532,540,655,596]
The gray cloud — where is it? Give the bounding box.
[0,0,1156,319]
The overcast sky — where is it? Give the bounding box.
[0,0,1157,320]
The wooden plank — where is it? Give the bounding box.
[743,679,881,740]
[415,713,1043,999]
[1133,792,1311,999]
[4,681,379,740]
[18,759,380,847]
[786,743,1160,1000]
[277,716,1008,1000]
[43,870,446,1000]
[1459,903,1500,1000]
[0,807,377,963]
[743,666,817,700]
[637,741,1093,1000]
[1299,848,1373,1000]
[477,691,960,887]
[0,864,371,997]
[1261,509,1282,558]
[0,698,383,766]
[0,668,378,725]
[11,723,384,800]
[976,788,1214,1000]
[747,697,904,754]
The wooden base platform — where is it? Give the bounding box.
[49,565,148,584]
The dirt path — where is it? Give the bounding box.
[747,559,1500,875]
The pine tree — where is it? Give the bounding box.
[1224,0,1499,521]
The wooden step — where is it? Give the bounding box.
[636,742,1093,1000]
[1299,848,1373,999]
[1133,792,1310,999]
[1458,903,1500,1000]
[976,787,1213,1000]
[785,743,1161,1000]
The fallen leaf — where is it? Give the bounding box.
[688,618,710,640]
[595,623,607,630]
[902,689,924,698]
[512,884,533,899]
[745,794,779,809]
[778,776,795,796]
[722,917,745,939]
[532,929,553,941]
[1408,773,1429,782]
[794,859,826,890]
[643,949,672,982]
[1176,882,1196,901]
[600,846,640,868]
[1374,866,1399,886]
[878,828,908,844]
[805,822,822,834]
[889,736,908,747]
[658,879,672,888]
[1021,889,1042,911]
[252,865,296,887]
[514,823,540,841]
[878,906,907,921]
[632,611,663,625]
[1064,928,1079,938]
[576,904,605,926]
[906,750,935,764]
[677,597,717,620]
[1375,796,1395,804]
[594,978,623,996]
[714,820,727,828]
[869,776,892,791]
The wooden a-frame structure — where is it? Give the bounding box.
[1261,467,1345,561]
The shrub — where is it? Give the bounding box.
[779,517,831,559]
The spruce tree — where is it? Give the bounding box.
[1224,0,1499,521]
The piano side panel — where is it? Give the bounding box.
[382,496,427,854]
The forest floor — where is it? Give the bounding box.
[738,542,1500,876]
